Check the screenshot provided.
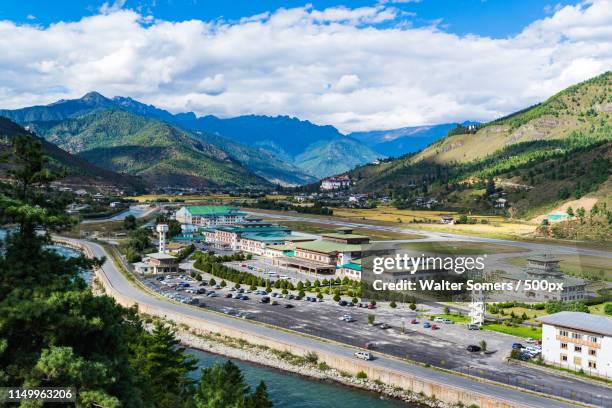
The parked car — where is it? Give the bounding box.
[354,351,372,361]
[367,303,375,309]
[467,324,481,330]
[431,324,439,330]
[512,343,524,350]
[433,317,444,323]
[260,296,270,303]
[339,314,355,322]
[225,293,232,298]
[284,304,294,309]
[271,300,279,305]
[338,300,348,306]
[467,345,481,352]
[423,322,431,328]
[518,352,532,361]
[365,342,376,350]
[443,319,454,324]
[525,337,536,344]
[240,295,249,301]
[379,323,390,330]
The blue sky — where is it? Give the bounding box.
[0,0,609,131]
[0,0,579,38]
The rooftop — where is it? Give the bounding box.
[145,252,177,260]
[527,254,560,263]
[322,232,370,240]
[537,312,612,336]
[184,205,246,217]
[241,232,290,242]
[295,240,363,254]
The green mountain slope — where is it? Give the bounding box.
[295,137,379,179]
[39,110,270,188]
[349,71,612,218]
[0,116,143,190]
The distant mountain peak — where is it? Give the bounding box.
[81,91,110,103]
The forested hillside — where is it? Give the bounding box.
[38,110,271,188]
[349,72,612,219]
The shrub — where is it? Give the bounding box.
[390,301,397,309]
[333,294,341,302]
[356,371,367,379]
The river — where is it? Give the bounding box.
[189,348,413,408]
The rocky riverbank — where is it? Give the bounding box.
[157,318,460,408]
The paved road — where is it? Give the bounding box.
[82,205,158,224]
[251,211,612,259]
[73,238,592,408]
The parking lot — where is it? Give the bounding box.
[139,267,608,403]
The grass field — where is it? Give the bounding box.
[482,323,542,339]
[331,206,536,239]
[507,255,612,281]
[270,220,424,241]
[399,241,524,254]
[589,302,612,316]
[488,307,548,323]
[429,313,471,323]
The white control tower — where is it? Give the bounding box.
[156,224,169,253]
[469,288,486,326]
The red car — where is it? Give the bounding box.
[367,304,375,309]
[410,319,418,324]
[431,324,439,330]
[365,342,376,350]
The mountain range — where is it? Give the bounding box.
[348,71,612,218]
[2,93,412,186]
[349,122,478,158]
[0,116,144,190]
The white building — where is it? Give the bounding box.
[174,205,247,232]
[320,175,351,190]
[133,224,178,275]
[538,312,612,378]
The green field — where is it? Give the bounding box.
[482,323,542,339]
[400,241,524,255]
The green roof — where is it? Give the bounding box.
[185,205,245,217]
[282,235,316,242]
[241,232,290,242]
[267,245,293,251]
[322,232,370,240]
[295,240,363,254]
[340,262,362,271]
[216,225,290,234]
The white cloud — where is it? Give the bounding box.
[99,0,127,15]
[26,14,37,20]
[335,74,361,93]
[0,1,610,132]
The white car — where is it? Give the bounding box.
[525,337,536,344]
[433,317,445,323]
[339,314,355,322]
[354,351,372,360]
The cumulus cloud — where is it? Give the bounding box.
[0,1,610,132]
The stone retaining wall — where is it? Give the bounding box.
[60,238,556,408]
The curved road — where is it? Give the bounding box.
[73,238,587,408]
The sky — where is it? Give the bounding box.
[0,0,610,132]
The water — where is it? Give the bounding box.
[109,205,151,221]
[546,213,569,221]
[189,349,413,408]
[48,244,93,284]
